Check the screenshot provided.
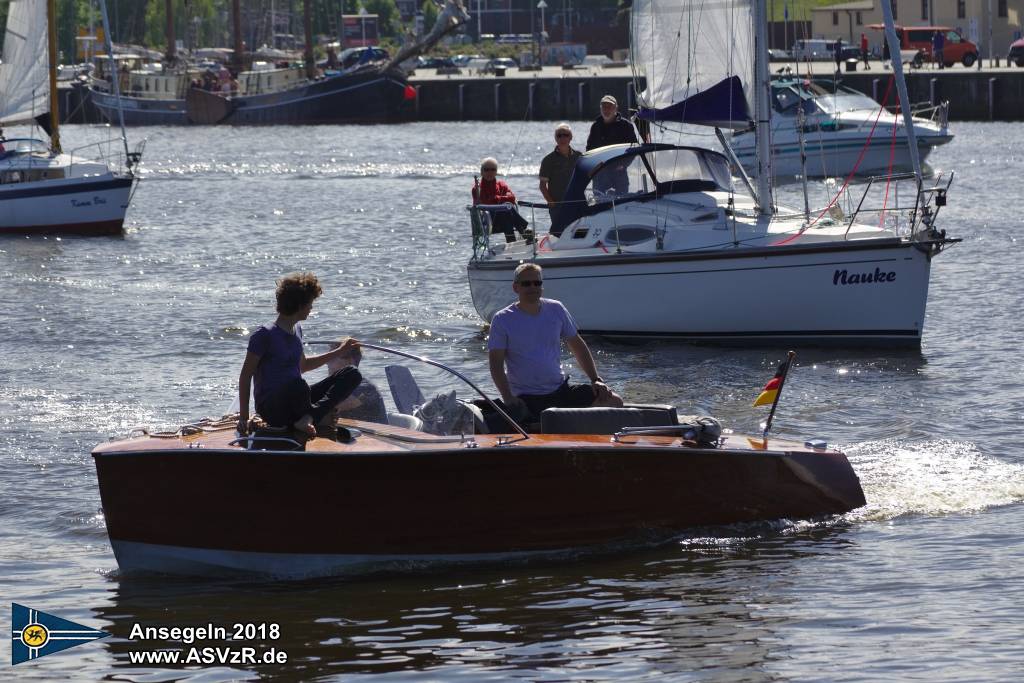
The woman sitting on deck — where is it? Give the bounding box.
[472,157,529,242]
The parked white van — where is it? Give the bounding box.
[791,39,839,61]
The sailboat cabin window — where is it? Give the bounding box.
[642,149,731,191]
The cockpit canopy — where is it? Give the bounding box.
[553,144,732,234]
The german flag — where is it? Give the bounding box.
[753,358,790,407]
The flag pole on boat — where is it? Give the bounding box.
[754,350,796,440]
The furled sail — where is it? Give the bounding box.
[0,0,50,126]
[631,0,754,129]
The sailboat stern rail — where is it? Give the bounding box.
[63,137,143,178]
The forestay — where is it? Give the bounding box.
[631,0,754,128]
[0,0,49,126]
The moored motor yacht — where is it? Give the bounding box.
[730,77,953,179]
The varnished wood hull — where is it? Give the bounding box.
[92,426,865,577]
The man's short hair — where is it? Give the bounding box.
[554,122,572,135]
[480,156,498,170]
[513,263,542,282]
[276,272,322,315]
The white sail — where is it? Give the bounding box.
[0,0,49,126]
[631,0,754,123]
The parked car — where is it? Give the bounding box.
[417,56,455,69]
[791,39,862,62]
[452,53,483,66]
[480,57,518,73]
[1009,37,1024,67]
[868,24,979,67]
[791,39,836,61]
[338,46,389,70]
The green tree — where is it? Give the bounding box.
[363,0,399,38]
[420,0,437,32]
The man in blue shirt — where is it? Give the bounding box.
[488,263,622,423]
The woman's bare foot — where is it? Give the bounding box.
[293,414,315,436]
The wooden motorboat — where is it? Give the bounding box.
[92,407,865,578]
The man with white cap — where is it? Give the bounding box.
[586,94,638,196]
[586,94,637,151]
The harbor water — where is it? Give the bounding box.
[1,121,1022,681]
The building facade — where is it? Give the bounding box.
[809,0,1022,56]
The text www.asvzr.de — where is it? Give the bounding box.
[128,647,288,665]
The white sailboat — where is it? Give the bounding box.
[465,0,956,346]
[0,0,141,235]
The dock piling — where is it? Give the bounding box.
[988,77,998,121]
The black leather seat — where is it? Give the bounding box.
[540,404,679,435]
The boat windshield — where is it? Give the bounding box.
[773,81,880,117]
[0,138,50,155]
[642,148,731,189]
[586,147,730,201]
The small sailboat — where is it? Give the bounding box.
[466,0,957,346]
[0,0,141,235]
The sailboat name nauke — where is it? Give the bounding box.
[833,268,897,286]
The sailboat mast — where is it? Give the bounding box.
[165,0,177,64]
[880,0,923,190]
[46,0,61,153]
[753,0,772,214]
[232,0,244,74]
[303,0,315,80]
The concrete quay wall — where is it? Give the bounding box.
[407,69,642,123]
[840,70,1024,121]
[57,66,1024,125]
[408,66,1024,122]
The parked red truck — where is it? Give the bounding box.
[869,25,979,67]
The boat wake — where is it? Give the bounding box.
[847,438,1024,521]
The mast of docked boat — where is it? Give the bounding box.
[97,0,132,164]
[303,0,316,80]
[232,0,245,74]
[45,0,61,153]
[880,0,924,193]
[164,0,176,65]
[752,0,773,215]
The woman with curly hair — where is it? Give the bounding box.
[237,272,361,436]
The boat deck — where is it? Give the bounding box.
[91,417,813,457]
